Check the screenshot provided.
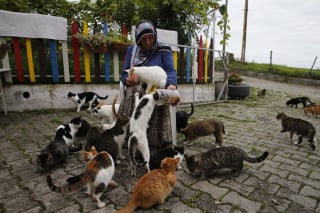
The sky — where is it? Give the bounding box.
[213,0,320,69]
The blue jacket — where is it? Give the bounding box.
[121,45,177,88]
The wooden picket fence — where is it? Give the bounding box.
[0,12,226,86]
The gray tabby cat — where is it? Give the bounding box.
[276,112,316,150]
[184,146,269,180]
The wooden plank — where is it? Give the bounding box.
[61,41,70,82]
[72,20,81,83]
[103,22,110,82]
[198,35,203,82]
[25,38,35,82]
[113,52,119,81]
[204,37,209,83]
[12,37,24,82]
[83,21,91,83]
[49,40,59,82]
[37,39,47,83]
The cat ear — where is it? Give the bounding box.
[174,157,180,165]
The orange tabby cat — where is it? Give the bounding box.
[304,105,320,117]
[116,157,180,213]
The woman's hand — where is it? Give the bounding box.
[166,84,176,90]
[125,72,139,86]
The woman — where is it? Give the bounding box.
[119,20,178,152]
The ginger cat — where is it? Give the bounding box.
[116,157,180,213]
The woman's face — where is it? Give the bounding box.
[140,34,155,50]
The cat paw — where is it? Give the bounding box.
[119,155,126,160]
[97,202,106,208]
[293,141,299,145]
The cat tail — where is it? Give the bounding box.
[46,174,88,194]
[69,144,82,152]
[96,94,109,100]
[115,197,137,213]
[112,94,118,117]
[188,103,194,117]
[244,151,269,163]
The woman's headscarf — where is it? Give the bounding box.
[131,20,157,67]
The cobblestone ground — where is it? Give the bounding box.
[0,76,319,213]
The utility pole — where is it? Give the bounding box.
[240,0,248,63]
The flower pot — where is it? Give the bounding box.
[85,44,108,54]
[110,43,130,52]
[228,84,251,100]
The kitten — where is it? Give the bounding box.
[125,66,167,93]
[85,114,130,162]
[128,92,167,176]
[185,146,269,180]
[115,157,180,213]
[91,98,120,125]
[257,89,266,97]
[304,105,320,117]
[149,145,185,170]
[181,118,226,146]
[46,150,117,208]
[286,96,314,108]
[176,103,194,133]
[276,112,316,150]
[37,139,81,170]
[67,91,109,112]
[55,116,85,149]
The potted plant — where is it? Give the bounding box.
[227,71,251,99]
[75,31,131,54]
[76,33,109,54]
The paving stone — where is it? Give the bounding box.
[222,191,262,213]
[1,75,320,212]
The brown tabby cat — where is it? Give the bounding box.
[276,112,316,150]
[181,118,226,146]
[304,105,320,117]
[184,146,269,180]
[47,150,117,208]
[115,157,180,213]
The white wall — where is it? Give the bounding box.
[0,84,215,113]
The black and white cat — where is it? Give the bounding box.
[149,145,185,170]
[128,91,168,176]
[67,91,109,112]
[176,103,194,133]
[184,146,269,180]
[55,116,89,149]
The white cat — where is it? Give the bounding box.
[91,103,120,125]
[128,91,165,177]
[125,66,167,92]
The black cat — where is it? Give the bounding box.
[176,103,194,133]
[37,139,81,170]
[149,145,185,170]
[286,96,314,108]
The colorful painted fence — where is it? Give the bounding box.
[0,10,225,86]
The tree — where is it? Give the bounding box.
[0,0,229,45]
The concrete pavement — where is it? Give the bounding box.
[0,75,319,213]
